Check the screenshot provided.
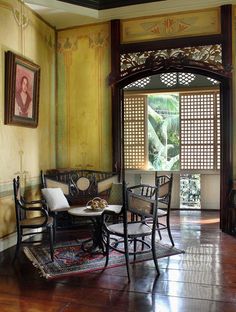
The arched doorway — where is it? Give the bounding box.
[123,71,221,212]
[109,12,233,233]
[114,65,231,233]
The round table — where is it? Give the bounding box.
[68,205,122,253]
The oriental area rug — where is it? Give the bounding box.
[24,238,184,280]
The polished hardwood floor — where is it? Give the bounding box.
[1,210,236,312]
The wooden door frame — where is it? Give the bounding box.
[110,5,233,233]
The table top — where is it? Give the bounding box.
[68,204,122,217]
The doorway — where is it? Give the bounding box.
[111,23,232,232]
[123,72,221,211]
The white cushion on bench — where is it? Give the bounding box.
[42,188,70,211]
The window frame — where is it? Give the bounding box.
[124,88,220,172]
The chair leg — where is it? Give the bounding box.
[53,224,56,244]
[49,226,54,262]
[156,221,162,240]
[52,212,57,243]
[124,236,131,282]
[167,218,174,246]
[13,231,22,263]
[133,238,137,262]
[151,232,160,276]
[105,233,110,267]
[141,236,145,250]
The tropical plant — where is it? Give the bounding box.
[180,174,201,208]
[147,93,180,171]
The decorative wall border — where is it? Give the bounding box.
[121,8,220,43]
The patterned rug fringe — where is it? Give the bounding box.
[23,247,52,279]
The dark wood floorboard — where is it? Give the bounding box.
[1,210,236,311]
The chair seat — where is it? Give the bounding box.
[20,216,53,227]
[157,208,167,217]
[108,222,152,237]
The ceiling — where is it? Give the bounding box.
[25,0,236,30]
[58,0,165,10]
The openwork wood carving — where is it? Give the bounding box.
[116,44,231,83]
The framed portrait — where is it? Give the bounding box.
[5,51,40,128]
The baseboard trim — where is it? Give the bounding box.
[0,229,43,252]
[0,232,17,252]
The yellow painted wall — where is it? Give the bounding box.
[57,23,112,171]
[0,0,56,238]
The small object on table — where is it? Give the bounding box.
[87,197,108,210]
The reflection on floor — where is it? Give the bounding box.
[1,210,236,312]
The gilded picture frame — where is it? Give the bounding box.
[5,51,40,128]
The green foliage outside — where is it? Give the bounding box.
[148,93,180,171]
[180,174,201,208]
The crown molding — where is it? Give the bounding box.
[25,0,236,29]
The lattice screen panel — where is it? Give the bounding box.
[181,145,214,169]
[216,93,221,170]
[124,95,147,169]
[180,91,220,170]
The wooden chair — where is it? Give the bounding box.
[13,176,54,262]
[102,184,160,281]
[155,173,174,246]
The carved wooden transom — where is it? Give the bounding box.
[120,44,225,78]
